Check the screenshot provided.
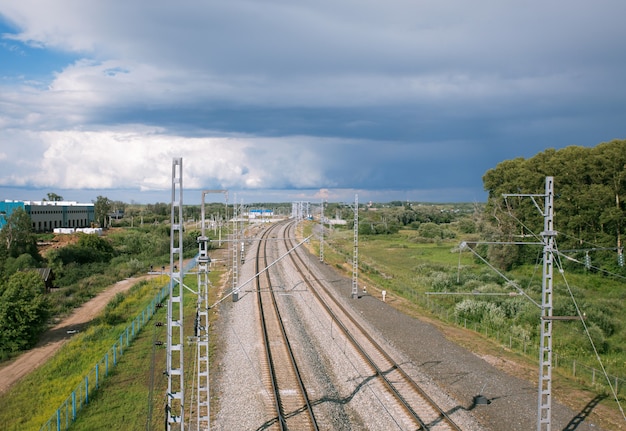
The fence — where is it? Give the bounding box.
[39,259,197,431]
[423,295,626,397]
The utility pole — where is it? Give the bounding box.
[195,189,227,430]
[352,194,359,299]
[537,176,556,431]
[166,157,185,430]
[319,199,324,263]
[503,176,556,431]
[231,196,239,302]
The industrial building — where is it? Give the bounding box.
[0,200,95,232]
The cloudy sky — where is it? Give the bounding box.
[1,1,625,204]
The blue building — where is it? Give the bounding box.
[0,200,95,232]
[248,208,274,219]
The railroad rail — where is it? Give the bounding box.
[282,220,462,431]
[254,221,319,430]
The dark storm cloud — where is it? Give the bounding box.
[0,0,625,202]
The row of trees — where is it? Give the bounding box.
[482,139,626,270]
[327,201,476,237]
[0,209,48,357]
[0,199,206,360]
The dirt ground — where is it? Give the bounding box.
[0,274,154,394]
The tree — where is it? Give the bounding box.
[44,193,63,202]
[482,140,626,269]
[0,207,40,260]
[93,195,112,228]
[3,253,40,278]
[0,271,49,354]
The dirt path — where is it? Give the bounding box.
[0,274,155,394]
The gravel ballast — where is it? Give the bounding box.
[211,225,609,430]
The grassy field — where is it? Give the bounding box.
[69,303,169,431]
[3,220,624,430]
[307,222,626,388]
[68,267,224,430]
[0,276,171,431]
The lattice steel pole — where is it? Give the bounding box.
[319,199,324,263]
[538,176,556,431]
[231,197,239,301]
[352,194,359,299]
[195,189,227,430]
[166,157,185,430]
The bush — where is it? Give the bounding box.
[454,299,506,329]
[418,222,442,239]
[431,271,453,292]
[0,272,49,355]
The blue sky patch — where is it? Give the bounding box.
[0,18,80,82]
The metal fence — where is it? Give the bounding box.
[39,259,197,431]
[424,296,626,397]
[39,286,168,431]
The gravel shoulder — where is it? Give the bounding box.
[309,255,616,431]
[211,225,617,430]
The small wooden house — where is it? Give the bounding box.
[34,268,56,292]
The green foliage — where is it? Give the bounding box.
[44,192,63,202]
[0,277,167,430]
[418,222,442,239]
[93,195,112,228]
[3,253,41,277]
[50,234,115,266]
[458,218,477,234]
[0,271,49,358]
[0,207,40,269]
[430,271,454,291]
[323,217,626,377]
[0,196,218,364]
[107,228,169,257]
[482,139,626,270]
[454,299,507,328]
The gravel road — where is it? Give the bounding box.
[0,274,156,394]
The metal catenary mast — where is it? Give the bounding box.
[537,177,556,431]
[352,194,359,299]
[504,176,556,431]
[166,157,185,430]
[319,199,324,263]
[195,189,227,430]
[231,197,240,302]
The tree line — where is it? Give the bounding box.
[481,139,626,270]
[0,202,209,360]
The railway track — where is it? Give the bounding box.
[280,220,462,431]
[255,221,319,430]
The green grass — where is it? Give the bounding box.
[69,268,223,430]
[5,219,624,429]
[315,222,626,381]
[0,277,169,431]
[69,306,168,431]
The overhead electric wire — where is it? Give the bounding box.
[460,242,541,308]
[503,195,545,244]
[552,246,626,422]
[487,202,626,422]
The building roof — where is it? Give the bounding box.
[2,200,94,207]
[34,268,54,282]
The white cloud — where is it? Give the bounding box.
[1,1,625,203]
[0,127,333,191]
